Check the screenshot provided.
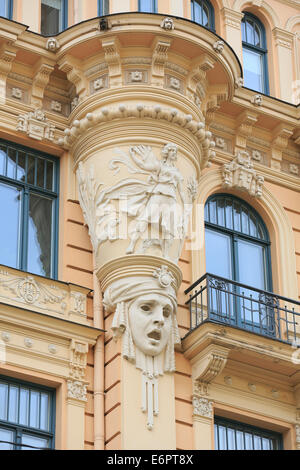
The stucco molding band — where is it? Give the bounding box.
[58,104,215,169]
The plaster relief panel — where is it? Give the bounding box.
[90,74,109,94]
[222,150,264,197]
[76,143,198,264]
[125,70,148,85]
[165,75,184,93]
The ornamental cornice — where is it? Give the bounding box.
[58,103,215,169]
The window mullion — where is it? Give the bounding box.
[20,188,29,271]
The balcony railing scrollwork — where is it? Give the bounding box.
[185,273,300,345]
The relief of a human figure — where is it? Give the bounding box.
[97,142,187,258]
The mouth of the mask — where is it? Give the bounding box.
[147,330,161,341]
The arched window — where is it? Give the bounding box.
[0,0,13,19]
[138,0,157,13]
[241,12,269,94]
[191,0,215,31]
[205,194,273,333]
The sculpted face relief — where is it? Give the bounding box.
[128,294,173,357]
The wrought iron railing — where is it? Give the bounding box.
[185,273,300,345]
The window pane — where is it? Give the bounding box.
[27,194,53,277]
[193,1,202,24]
[139,0,155,13]
[218,425,227,450]
[254,435,262,450]
[27,154,35,185]
[29,391,40,428]
[205,229,232,279]
[0,428,14,450]
[262,438,271,450]
[41,0,63,35]
[21,434,49,450]
[0,145,6,175]
[202,4,209,27]
[227,428,236,449]
[36,158,45,188]
[225,199,233,229]
[7,148,16,179]
[237,240,265,290]
[46,160,54,191]
[19,388,29,426]
[246,19,254,45]
[233,201,241,232]
[8,385,19,423]
[245,432,253,450]
[17,151,26,182]
[243,47,263,92]
[40,393,50,431]
[0,182,22,268]
[0,0,9,18]
[236,430,244,449]
[0,382,8,420]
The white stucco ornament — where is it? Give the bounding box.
[79,143,197,262]
[46,38,60,52]
[17,109,55,141]
[222,150,264,197]
[103,267,180,430]
[160,17,175,30]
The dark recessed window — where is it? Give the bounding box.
[191,0,215,31]
[0,0,12,19]
[0,140,59,279]
[242,12,269,94]
[214,416,282,450]
[138,0,157,13]
[41,0,67,36]
[0,376,55,450]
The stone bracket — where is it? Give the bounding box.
[31,59,55,108]
[192,344,230,388]
[0,43,17,99]
[235,110,258,149]
[101,36,121,87]
[151,36,172,87]
[58,55,88,99]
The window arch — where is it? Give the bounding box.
[138,0,157,13]
[191,0,215,31]
[241,12,269,94]
[204,194,272,291]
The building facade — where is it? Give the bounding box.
[0,0,299,451]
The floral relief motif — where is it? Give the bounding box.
[67,380,87,402]
[0,273,67,309]
[192,396,213,418]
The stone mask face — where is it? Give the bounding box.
[128,293,173,357]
